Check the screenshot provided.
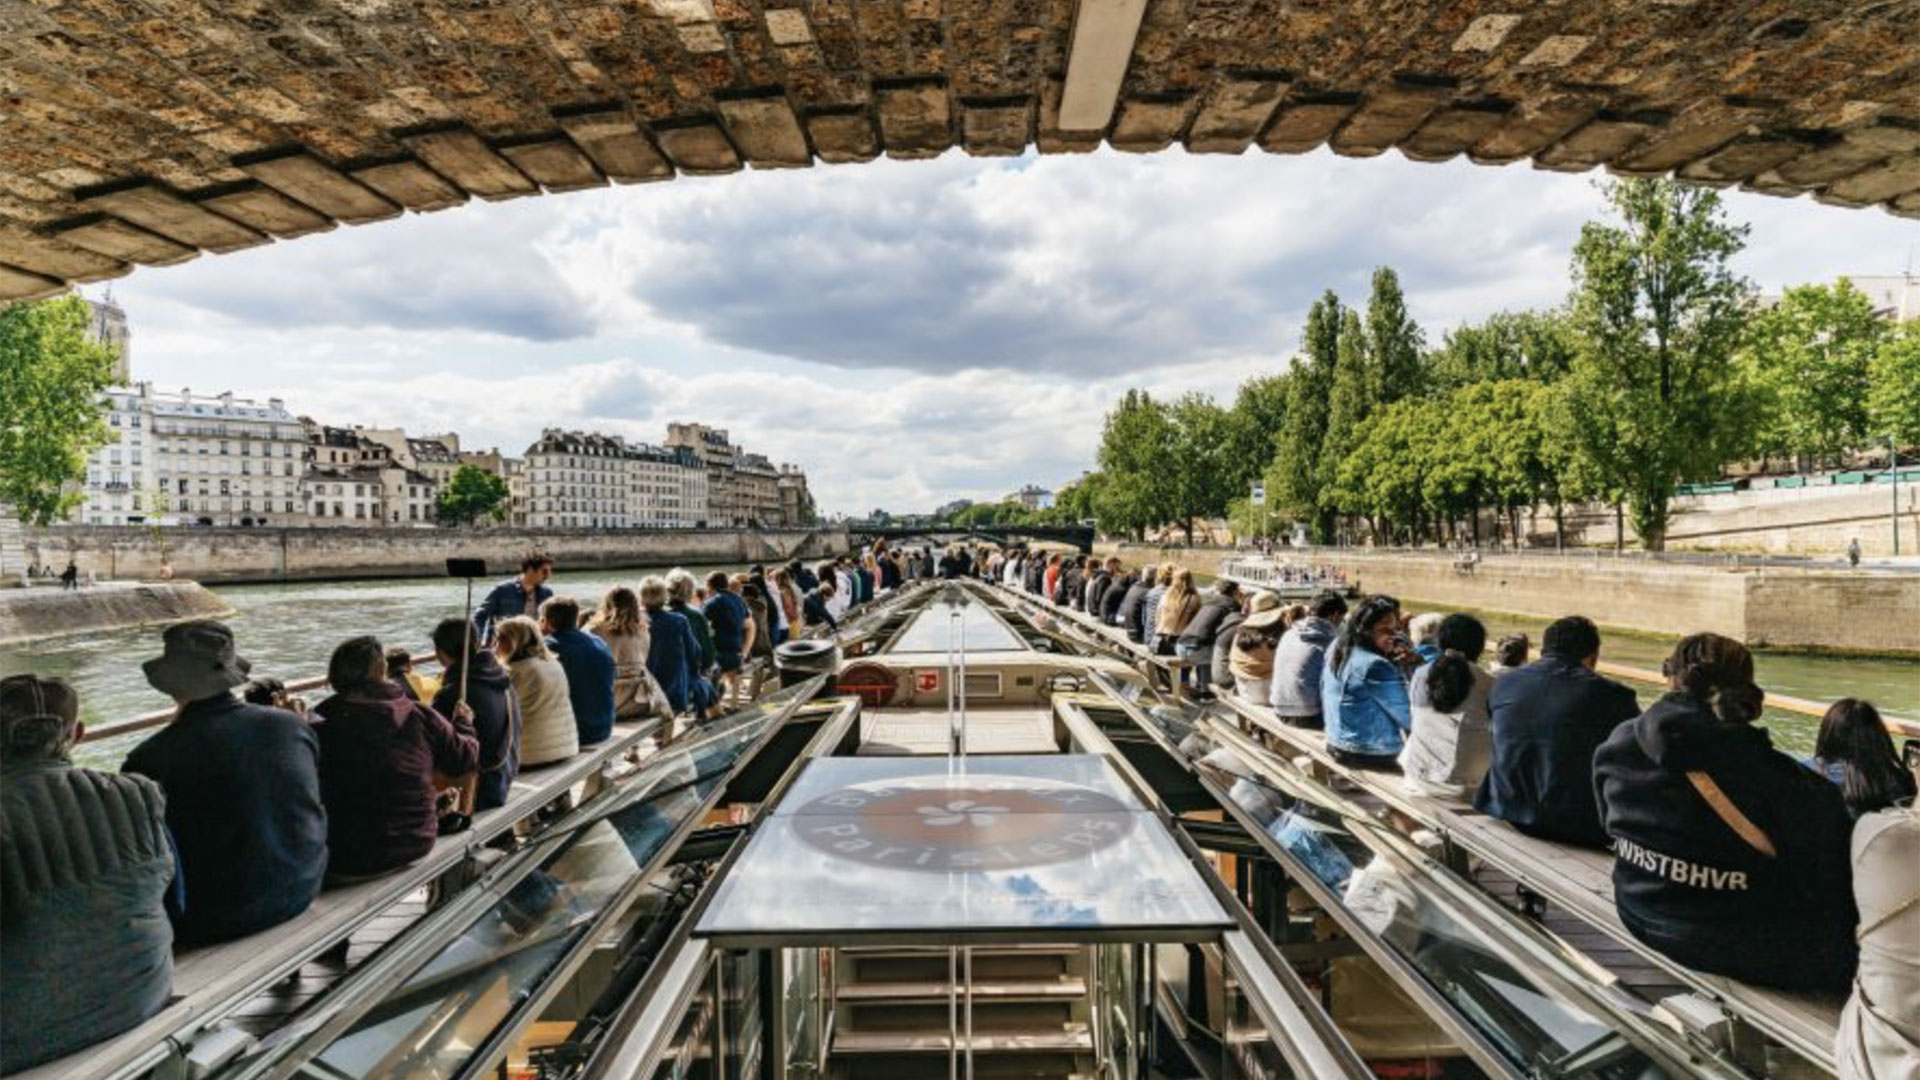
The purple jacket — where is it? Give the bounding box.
[311,682,478,877]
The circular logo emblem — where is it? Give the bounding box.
[793,774,1135,873]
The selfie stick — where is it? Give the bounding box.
[461,577,473,709]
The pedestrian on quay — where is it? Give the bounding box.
[473,551,554,644]
[124,620,327,944]
[1,675,176,1074]
[59,558,78,590]
[1848,538,1862,569]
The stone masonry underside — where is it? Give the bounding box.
[2,0,1919,302]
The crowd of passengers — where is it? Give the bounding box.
[0,546,931,1075]
[993,546,1917,1080]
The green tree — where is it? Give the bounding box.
[1869,320,1920,450]
[0,295,118,526]
[1271,292,1341,535]
[1095,389,1175,538]
[436,463,510,525]
[1563,179,1753,550]
[1163,393,1234,542]
[1330,396,1438,543]
[1222,373,1291,495]
[1365,267,1426,404]
[1741,279,1883,469]
[1429,310,1577,390]
[1317,308,1372,532]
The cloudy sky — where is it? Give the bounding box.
[87,147,1919,516]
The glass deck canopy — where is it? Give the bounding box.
[696,754,1232,947]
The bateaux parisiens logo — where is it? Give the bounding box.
[794,775,1135,872]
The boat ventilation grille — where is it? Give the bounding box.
[963,672,1003,699]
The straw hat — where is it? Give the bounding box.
[1243,591,1287,629]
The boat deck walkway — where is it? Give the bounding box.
[860,707,1058,755]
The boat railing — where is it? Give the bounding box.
[1208,689,1846,1075]
[17,709,672,1080]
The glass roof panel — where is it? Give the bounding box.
[696,754,1231,945]
[886,596,1025,654]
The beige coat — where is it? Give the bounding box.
[592,625,670,721]
[509,655,578,766]
[1837,807,1920,1080]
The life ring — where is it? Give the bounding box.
[835,662,899,708]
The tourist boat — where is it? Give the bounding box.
[30,576,1868,1080]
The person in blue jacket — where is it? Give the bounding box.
[641,575,714,720]
[540,595,616,747]
[473,551,554,644]
[1321,595,1413,767]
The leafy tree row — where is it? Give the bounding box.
[1082,179,1920,550]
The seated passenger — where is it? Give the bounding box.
[1099,568,1135,625]
[1176,580,1241,696]
[585,587,668,722]
[1837,804,1920,1080]
[431,617,521,811]
[667,570,717,679]
[242,674,308,717]
[1269,590,1348,729]
[1474,615,1638,846]
[1321,595,1412,768]
[1115,573,1153,643]
[1,676,174,1074]
[541,596,616,748]
[123,620,326,944]
[642,575,715,718]
[385,646,440,704]
[1594,633,1857,994]
[1407,612,1444,664]
[1229,601,1286,703]
[310,636,479,880]
[1805,699,1918,819]
[1489,632,1530,676]
[1399,613,1494,801]
[701,572,751,704]
[493,615,579,767]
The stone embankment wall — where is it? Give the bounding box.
[1554,484,1920,556]
[1110,545,1920,657]
[16,526,850,585]
[0,581,231,645]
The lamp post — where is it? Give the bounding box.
[1893,434,1902,558]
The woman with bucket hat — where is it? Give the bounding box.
[1228,592,1288,704]
[122,620,328,944]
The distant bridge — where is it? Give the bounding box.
[850,523,1096,555]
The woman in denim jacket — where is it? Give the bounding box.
[1321,595,1413,767]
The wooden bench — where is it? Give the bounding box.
[1209,692,1843,1074]
[21,718,660,1080]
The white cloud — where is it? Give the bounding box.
[91,147,1920,515]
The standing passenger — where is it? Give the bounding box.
[123,621,326,943]
[1475,615,1639,846]
[1594,633,1856,993]
[702,571,751,706]
[1,676,174,1073]
[473,551,554,644]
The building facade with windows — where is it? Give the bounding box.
[299,424,438,527]
[522,429,708,529]
[77,384,305,527]
[665,421,813,527]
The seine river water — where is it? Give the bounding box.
[5,568,1914,765]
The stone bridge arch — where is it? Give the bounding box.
[2,0,1917,302]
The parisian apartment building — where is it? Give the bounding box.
[67,302,815,529]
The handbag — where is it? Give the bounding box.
[1686,770,1776,857]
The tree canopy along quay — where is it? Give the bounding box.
[3,0,1920,301]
